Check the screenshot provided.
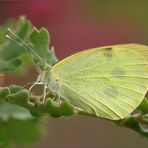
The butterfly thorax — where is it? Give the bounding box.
[37,63,60,95]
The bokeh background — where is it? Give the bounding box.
[0,0,148,148]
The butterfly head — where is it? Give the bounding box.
[5,28,61,97]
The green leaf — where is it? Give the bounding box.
[0,87,10,102]
[0,85,44,147]
[7,90,33,109]
[116,116,148,138]
[0,17,57,73]
[59,101,77,116]
[137,97,148,114]
[42,99,62,118]
[29,102,43,117]
[0,118,43,147]
[0,58,22,72]
[0,85,32,121]
[30,28,58,65]
[0,85,76,118]
[0,103,32,121]
[0,16,31,60]
[9,85,23,94]
[0,16,33,72]
[0,18,15,44]
[40,99,76,118]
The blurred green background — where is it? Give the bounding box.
[0,0,148,148]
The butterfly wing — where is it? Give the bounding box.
[51,45,148,120]
[115,43,148,61]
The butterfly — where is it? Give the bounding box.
[6,28,148,120]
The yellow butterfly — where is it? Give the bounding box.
[7,28,148,120]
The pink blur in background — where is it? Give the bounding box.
[0,1,148,148]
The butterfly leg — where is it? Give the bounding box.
[42,85,48,103]
[28,81,43,92]
[56,91,61,104]
[28,82,37,91]
[27,74,44,92]
[23,81,36,89]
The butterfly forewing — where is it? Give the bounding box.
[115,43,148,62]
[51,45,148,120]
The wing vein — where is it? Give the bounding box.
[62,82,122,119]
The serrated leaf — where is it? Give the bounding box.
[0,16,33,72]
[29,102,43,117]
[9,85,23,94]
[7,90,34,110]
[0,16,31,60]
[40,99,76,118]
[59,101,76,116]
[0,86,32,121]
[0,87,9,99]
[30,28,58,66]
[0,86,44,146]
[0,85,76,118]
[42,99,61,118]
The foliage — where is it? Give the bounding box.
[0,16,75,147]
[0,16,32,73]
[116,98,148,137]
[0,16,148,147]
[0,118,43,148]
[0,85,76,118]
[30,27,58,66]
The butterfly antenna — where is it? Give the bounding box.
[6,28,43,62]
